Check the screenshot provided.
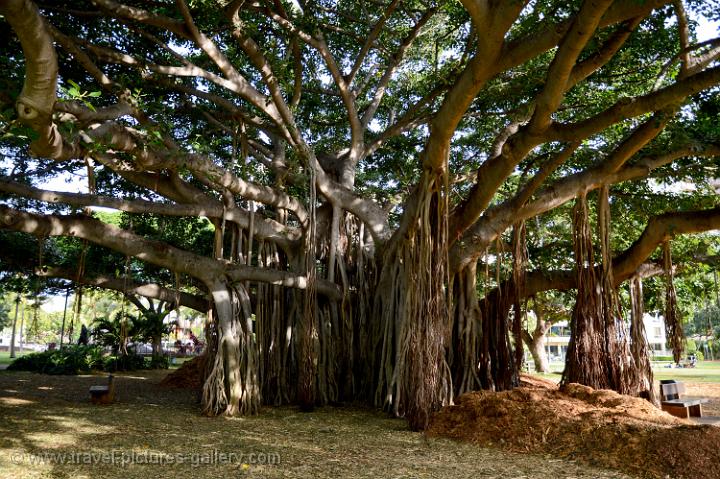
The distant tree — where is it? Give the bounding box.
[523,292,573,373]
[0,301,10,331]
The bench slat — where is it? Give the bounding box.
[661,382,686,400]
[659,381,709,419]
[662,398,707,407]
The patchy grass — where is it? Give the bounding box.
[0,370,631,479]
[168,356,195,370]
[653,360,720,383]
[528,360,720,385]
[0,351,31,366]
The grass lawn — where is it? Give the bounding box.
[168,356,195,370]
[527,360,720,384]
[0,350,30,367]
[652,360,720,383]
[0,370,632,479]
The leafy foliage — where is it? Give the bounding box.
[6,343,157,374]
[6,345,103,375]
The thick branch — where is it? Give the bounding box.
[549,66,720,142]
[0,206,340,299]
[521,207,720,298]
[1,0,77,159]
[529,0,613,133]
[0,178,301,249]
[37,266,208,313]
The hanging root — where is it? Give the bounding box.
[374,170,452,431]
[511,222,527,370]
[478,281,518,392]
[629,275,656,404]
[202,327,228,415]
[450,247,518,395]
[562,193,609,389]
[256,242,292,405]
[563,188,647,396]
[663,241,685,364]
[597,186,637,395]
[448,263,481,396]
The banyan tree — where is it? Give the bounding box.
[1,0,720,430]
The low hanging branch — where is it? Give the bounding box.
[663,240,685,364]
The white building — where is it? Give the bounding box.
[545,313,671,361]
[0,328,13,351]
[643,313,671,357]
[0,327,36,352]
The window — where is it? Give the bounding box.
[653,327,662,338]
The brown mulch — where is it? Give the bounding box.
[159,355,206,389]
[427,374,720,479]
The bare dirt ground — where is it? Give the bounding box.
[428,375,720,479]
[0,369,633,479]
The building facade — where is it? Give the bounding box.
[545,313,671,361]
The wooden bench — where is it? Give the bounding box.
[660,381,708,419]
[89,375,115,405]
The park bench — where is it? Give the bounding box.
[89,375,115,405]
[660,381,708,419]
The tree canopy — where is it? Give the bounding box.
[1,0,719,429]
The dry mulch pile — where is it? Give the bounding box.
[159,355,206,389]
[427,375,720,479]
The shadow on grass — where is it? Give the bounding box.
[0,370,633,479]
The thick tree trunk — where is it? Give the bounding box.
[151,335,162,358]
[523,297,552,373]
[529,337,550,373]
[562,194,610,389]
[523,329,550,374]
[563,191,643,397]
[479,287,518,391]
[202,281,259,416]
